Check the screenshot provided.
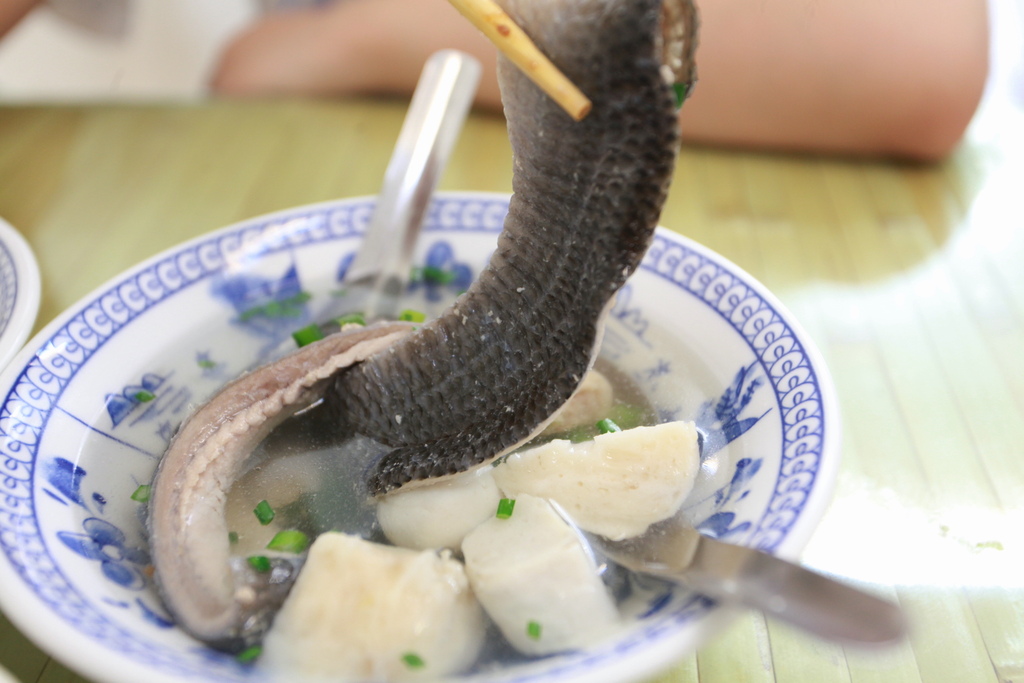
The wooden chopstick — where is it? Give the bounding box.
[447,0,592,121]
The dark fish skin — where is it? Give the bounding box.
[333,0,698,494]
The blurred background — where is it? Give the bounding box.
[0,0,1021,115]
[0,0,312,101]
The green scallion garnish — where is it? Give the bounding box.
[134,390,155,403]
[527,620,542,640]
[401,652,425,669]
[247,555,271,573]
[266,529,309,554]
[236,645,262,663]
[608,403,647,430]
[672,82,689,108]
[421,265,456,284]
[398,309,426,323]
[291,323,324,347]
[496,498,516,519]
[228,531,239,544]
[130,484,151,503]
[253,500,275,526]
[238,292,312,321]
[336,312,366,327]
[596,418,622,434]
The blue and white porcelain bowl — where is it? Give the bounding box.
[0,217,41,371]
[0,193,840,683]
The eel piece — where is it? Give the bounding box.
[334,0,698,494]
[148,323,413,651]
[148,0,697,653]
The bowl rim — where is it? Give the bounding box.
[641,223,842,564]
[0,191,841,683]
[0,216,42,371]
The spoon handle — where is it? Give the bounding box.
[684,535,907,646]
[599,523,906,646]
[344,50,482,319]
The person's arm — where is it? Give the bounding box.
[210,0,503,108]
[211,0,989,161]
[679,0,989,160]
[0,0,43,38]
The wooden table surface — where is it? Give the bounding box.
[0,93,1022,683]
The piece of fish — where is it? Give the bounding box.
[261,533,485,679]
[148,323,413,650]
[335,0,698,494]
[492,420,702,541]
[461,494,621,655]
[148,0,697,653]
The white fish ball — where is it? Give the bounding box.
[376,467,502,550]
[493,421,701,540]
[261,533,485,681]
[462,494,620,656]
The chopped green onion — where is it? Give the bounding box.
[253,500,275,526]
[134,390,155,403]
[608,403,648,430]
[267,529,309,554]
[130,484,151,503]
[335,312,366,327]
[228,531,239,544]
[596,418,622,434]
[398,309,426,323]
[496,498,516,519]
[292,323,324,347]
[527,620,542,640]
[672,82,689,108]
[239,292,312,321]
[421,265,456,284]
[247,555,271,573]
[197,358,217,369]
[236,645,262,663]
[401,653,425,669]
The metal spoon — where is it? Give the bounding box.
[554,505,907,646]
[340,49,481,321]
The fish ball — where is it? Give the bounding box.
[493,421,700,540]
[262,533,485,681]
[541,370,614,435]
[462,494,620,656]
[376,467,502,550]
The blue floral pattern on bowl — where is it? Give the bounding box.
[57,518,150,590]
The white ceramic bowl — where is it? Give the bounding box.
[0,216,41,371]
[0,193,839,683]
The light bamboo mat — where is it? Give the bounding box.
[1,97,1022,683]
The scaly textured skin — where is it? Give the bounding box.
[333,0,698,494]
